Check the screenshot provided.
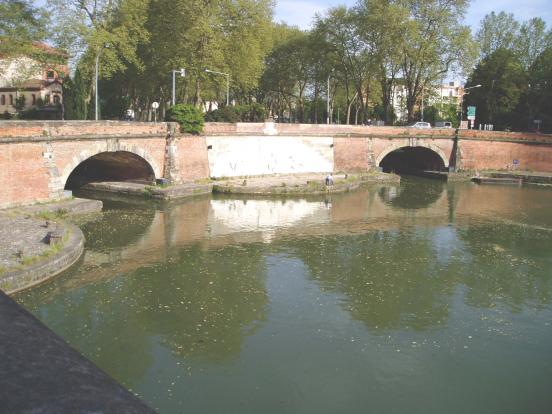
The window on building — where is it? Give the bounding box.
[53,95,60,104]
[45,94,51,104]
[9,95,13,105]
[0,95,5,105]
[47,70,55,79]
[32,94,36,105]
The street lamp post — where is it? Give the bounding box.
[327,72,332,125]
[94,44,109,121]
[421,87,424,122]
[458,84,482,128]
[172,68,186,106]
[205,69,229,106]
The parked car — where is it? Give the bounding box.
[409,121,431,128]
[435,121,452,128]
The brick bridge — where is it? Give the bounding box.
[1,121,552,208]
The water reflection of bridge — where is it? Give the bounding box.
[57,182,552,291]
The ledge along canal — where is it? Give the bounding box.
[15,177,552,414]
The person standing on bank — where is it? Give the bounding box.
[325,173,334,186]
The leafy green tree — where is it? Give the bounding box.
[398,0,475,122]
[476,11,520,58]
[526,47,552,133]
[0,0,49,57]
[50,0,150,117]
[63,68,89,120]
[516,18,552,69]
[465,48,527,130]
[477,13,552,70]
[356,0,408,124]
[315,6,373,124]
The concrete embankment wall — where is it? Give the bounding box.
[1,120,552,208]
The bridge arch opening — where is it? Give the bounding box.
[65,151,156,190]
[379,146,446,174]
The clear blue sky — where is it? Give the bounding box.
[275,0,552,31]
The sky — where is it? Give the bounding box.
[274,0,552,31]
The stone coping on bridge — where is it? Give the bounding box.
[1,121,550,144]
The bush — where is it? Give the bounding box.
[205,106,239,123]
[205,103,267,123]
[166,104,204,134]
[240,103,266,122]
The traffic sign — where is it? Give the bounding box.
[467,106,476,120]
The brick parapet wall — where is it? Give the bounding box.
[203,122,552,144]
[0,121,177,139]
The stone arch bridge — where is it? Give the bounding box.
[1,121,551,208]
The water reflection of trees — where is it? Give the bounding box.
[293,221,552,332]
[19,243,269,388]
[78,206,156,250]
[291,231,462,332]
[456,224,552,310]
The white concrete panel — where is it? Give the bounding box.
[206,136,334,177]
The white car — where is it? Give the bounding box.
[409,122,431,128]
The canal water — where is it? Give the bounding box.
[16,178,552,414]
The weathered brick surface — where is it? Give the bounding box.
[459,140,552,172]
[334,137,369,172]
[175,136,211,180]
[0,121,173,138]
[0,143,51,208]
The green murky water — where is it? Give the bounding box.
[16,179,552,413]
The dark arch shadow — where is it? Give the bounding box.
[65,151,156,190]
[379,146,446,174]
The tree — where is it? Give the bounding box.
[477,13,552,70]
[0,0,49,58]
[356,0,408,124]
[476,11,520,58]
[63,67,90,120]
[526,47,552,133]
[50,0,150,117]
[315,6,374,124]
[516,18,552,69]
[398,0,475,122]
[465,48,527,130]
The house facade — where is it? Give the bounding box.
[392,81,465,123]
[0,44,68,118]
